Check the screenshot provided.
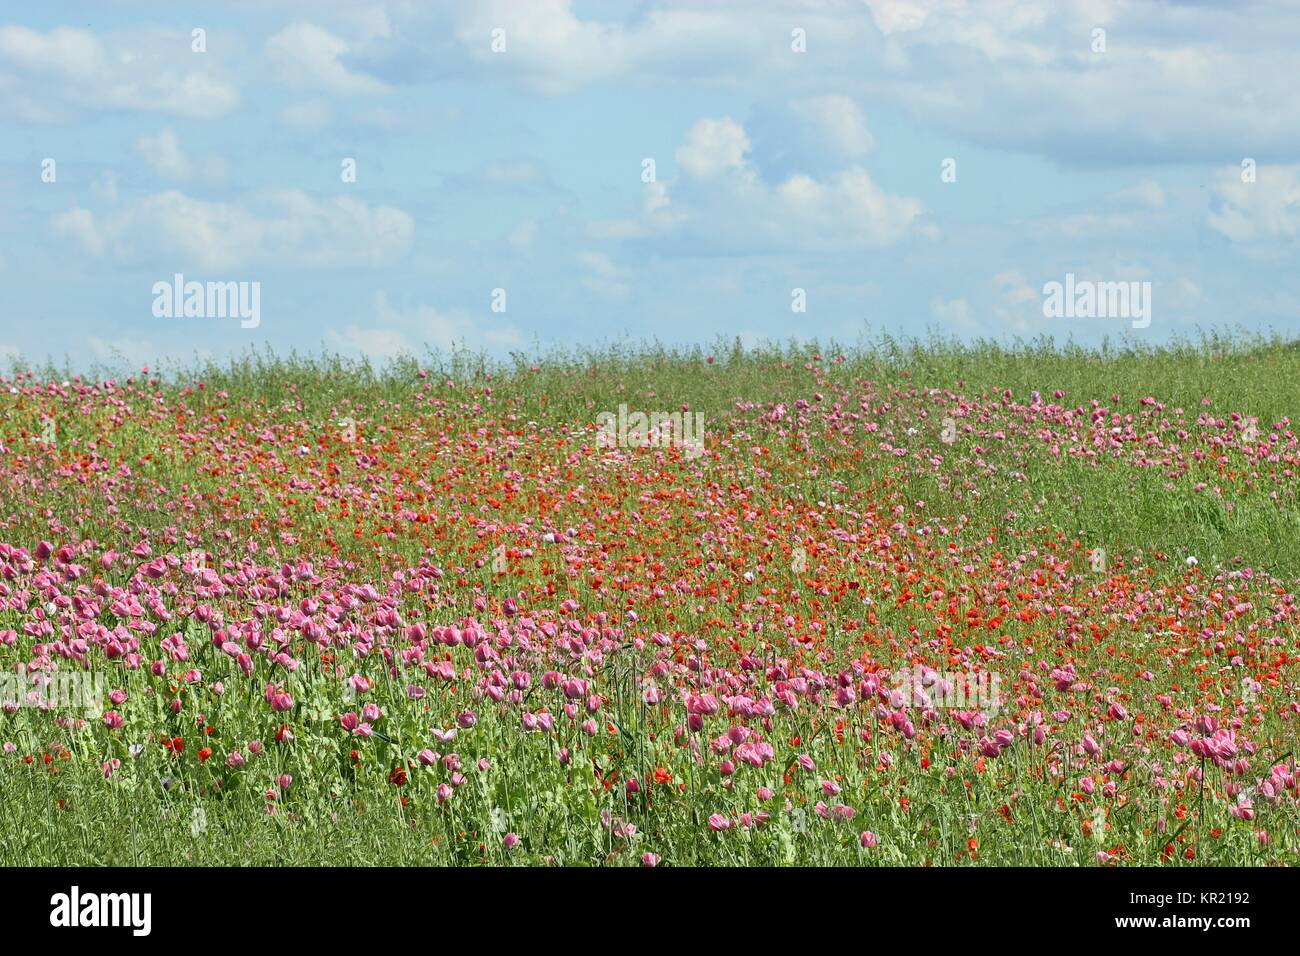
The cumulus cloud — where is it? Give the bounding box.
[1209,164,1300,243]
[991,271,1042,335]
[325,324,413,362]
[801,95,875,157]
[864,0,944,36]
[266,22,388,94]
[451,0,636,92]
[137,128,190,179]
[441,1,1300,165]
[0,25,238,121]
[135,128,226,182]
[746,95,877,181]
[327,292,524,360]
[51,191,414,270]
[930,296,977,334]
[675,118,751,179]
[593,116,924,254]
[857,1,1300,164]
[51,206,105,257]
[450,0,809,95]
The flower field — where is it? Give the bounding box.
[2,339,1299,866]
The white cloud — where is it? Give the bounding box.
[992,271,1041,334]
[675,118,751,179]
[51,191,414,270]
[325,324,413,362]
[1172,277,1202,303]
[800,95,875,157]
[746,96,877,180]
[931,296,977,333]
[138,128,190,179]
[336,5,394,44]
[133,124,227,182]
[1030,179,1167,240]
[0,25,238,121]
[1209,164,1300,242]
[596,116,924,253]
[995,271,1039,305]
[266,22,388,95]
[1110,180,1165,209]
[864,0,945,36]
[452,0,796,96]
[441,2,1300,165]
[51,206,105,257]
[0,25,102,81]
[1163,277,1203,319]
[453,0,635,94]
[577,251,629,299]
[860,1,1300,164]
[776,168,925,246]
[135,128,225,182]
[328,292,525,360]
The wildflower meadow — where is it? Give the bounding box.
[2,337,1297,867]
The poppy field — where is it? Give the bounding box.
[2,338,1299,867]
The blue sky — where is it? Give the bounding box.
[2,0,1298,368]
